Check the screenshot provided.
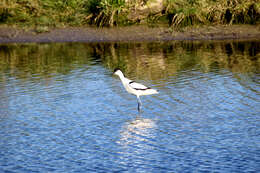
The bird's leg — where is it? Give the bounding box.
[137,96,142,112]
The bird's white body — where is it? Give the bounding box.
[113,69,158,111]
[114,70,158,97]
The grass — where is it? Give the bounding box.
[0,0,259,28]
[165,0,260,27]
[0,0,88,27]
[86,0,129,26]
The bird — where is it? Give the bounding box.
[113,68,158,112]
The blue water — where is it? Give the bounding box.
[0,41,259,172]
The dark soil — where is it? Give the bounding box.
[0,25,259,43]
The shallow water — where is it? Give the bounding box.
[0,41,259,172]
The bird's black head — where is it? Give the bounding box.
[113,68,121,73]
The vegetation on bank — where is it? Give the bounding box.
[0,0,259,29]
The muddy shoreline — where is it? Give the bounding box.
[0,25,259,43]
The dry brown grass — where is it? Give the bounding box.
[165,0,259,27]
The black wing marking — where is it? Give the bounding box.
[129,81,151,90]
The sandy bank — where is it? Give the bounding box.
[0,25,259,43]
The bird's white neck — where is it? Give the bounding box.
[118,73,127,83]
[116,71,125,80]
[116,71,130,86]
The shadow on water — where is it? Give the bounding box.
[0,40,259,172]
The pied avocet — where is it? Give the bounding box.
[113,68,158,112]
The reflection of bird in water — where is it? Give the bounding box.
[113,69,158,112]
[118,117,156,146]
[116,117,156,168]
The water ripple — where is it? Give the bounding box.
[0,41,259,172]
